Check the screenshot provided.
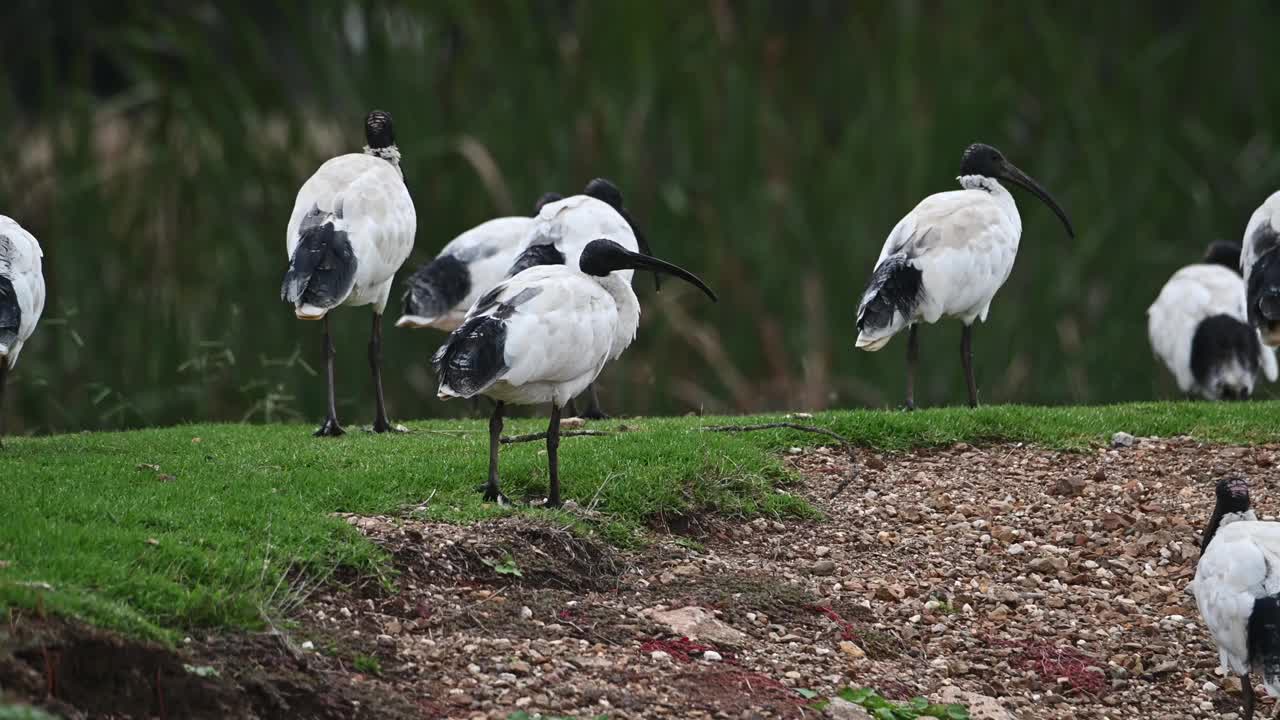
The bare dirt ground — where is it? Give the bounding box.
[4,436,1273,719]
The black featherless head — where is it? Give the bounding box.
[365,110,395,150]
[1215,476,1251,513]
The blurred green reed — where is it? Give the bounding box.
[3,1,1280,433]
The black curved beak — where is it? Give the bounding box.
[999,162,1075,238]
[620,207,661,292]
[622,250,716,302]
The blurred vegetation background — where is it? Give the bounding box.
[3,0,1280,433]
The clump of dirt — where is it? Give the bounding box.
[342,514,619,592]
[0,616,419,720]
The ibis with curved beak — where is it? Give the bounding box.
[1242,190,1280,347]
[512,177,657,419]
[432,239,716,507]
[855,143,1074,408]
[280,110,416,436]
[0,215,45,444]
[1148,241,1277,400]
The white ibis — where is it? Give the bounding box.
[1148,241,1277,400]
[432,239,715,506]
[0,216,45,443]
[1242,191,1280,346]
[854,143,1074,408]
[1192,477,1280,720]
[395,192,563,332]
[281,110,416,436]
[512,177,655,419]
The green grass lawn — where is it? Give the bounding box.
[4,401,1280,641]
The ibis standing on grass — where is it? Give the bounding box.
[395,192,563,332]
[0,216,45,444]
[432,239,716,506]
[1193,477,1280,720]
[509,178,656,419]
[1147,241,1277,400]
[1242,191,1280,347]
[281,110,416,436]
[854,143,1075,408]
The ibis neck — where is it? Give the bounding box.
[958,175,1019,229]
[1201,507,1257,553]
[364,144,403,173]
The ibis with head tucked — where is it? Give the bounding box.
[395,191,563,332]
[1148,241,1277,400]
[1193,477,1280,720]
[1242,191,1280,347]
[508,177,656,419]
[855,143,1074,408]
[0,216,45,444]
[432,239,716,506]
[281,110,416,436]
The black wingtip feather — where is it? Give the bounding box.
[281,223,358,309]
[433,315,508,398]
[856,256,923,334]
[505,243,566,278]
[402,254,470,320]
[0,276,18,350]
[1250,595,1280,688]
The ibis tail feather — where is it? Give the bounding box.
[281,219,357,314]
[1248,595,1280,696]
[855,256,923,352]
[0,276,19,357]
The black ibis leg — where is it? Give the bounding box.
[0,362,9,446]
[546,403,562,507]
[368,312,403,433]
[1242,673,1255,720]
[483,401,505,503]
[315,316,345,437]
[580,383,609,420]
[961,324,978,409]
[904,324,919,411]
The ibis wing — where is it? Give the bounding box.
[1243,190,1280,286]
[286,154,415,290]
[1147,265,1232,392]
[1196,521,1280,681]
[521,195,638,280]
[434,267,615,398]
[0,217,46,365]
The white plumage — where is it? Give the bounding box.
[0,216,46,368]
[284,152,415,319]
[1147,254,1277,400]
[0,215,45,442]
[1242,190,1280,346]
[433,239,714,506]
[280,110,415,436]
[855,176,1021,351]
[854,143,1074,409]
[396,216,537,331]
[520,192,641,289]
[1193,478,1280,719]
[437,265,635,407]
[396,192,564,332]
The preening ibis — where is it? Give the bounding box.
[512,178,655,419]
[281,110,416,436]
[432,239,716,506]
[0,216,45,443]
[855,143,1074,408]
[1242,191,1280,346]
[1148,241,1277,400]
[395,192,563,332]
[1192,477,1280,720]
